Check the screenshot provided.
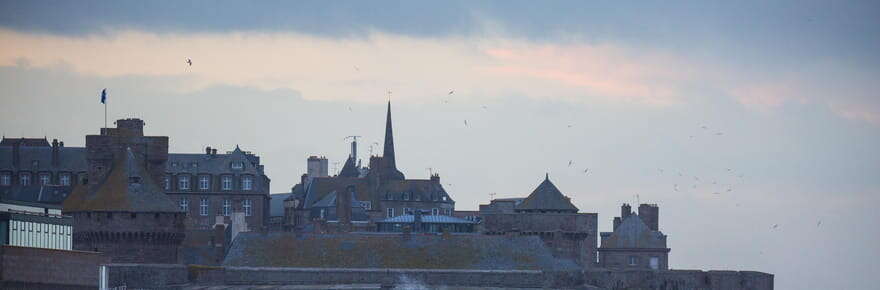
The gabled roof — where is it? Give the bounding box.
[515,174,578,212]
[62,148,181,213]
[0,184,71,205]
[302,177,372,208]
[379,179,452,202]
[601,215,667,249]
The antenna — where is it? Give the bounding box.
[426,167,434,176]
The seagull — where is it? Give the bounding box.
[583,168,590,174]
[354,66,360,71]
[817,220,822,227]
[348,106,352,112]
[481,105,488,110]
[715,132,724,136]
[658,168,664,174]
[448,90,454,95]
[701,125,708,130]
[567,124,573,128]
[712,192,720,195]
[771,224,779,230]
[568,160,573,167]
[674,184,679,192]
[464,120,469,127]
[186,58,192,66]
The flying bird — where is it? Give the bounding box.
[354,66,360,71]
[715,132,724,136]
[771,224,779,230]
[463,120,469,127]
[701,125,708,130]
[481,105,488,110]
[185,58,192,66]
[568,160,573,167]
[583,168,590,174]
[448,90,455,95]
[674,184,679,192]
[817,220,822,227]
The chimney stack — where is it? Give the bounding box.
[206,146,212,155]
[621,203,632,219]
[51,139,60,167]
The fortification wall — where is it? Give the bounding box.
[0,245,109,289]
[584,269,774,290]
[103,264,772,290]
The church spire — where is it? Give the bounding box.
[378,101,405,180]
[383,101,396,169]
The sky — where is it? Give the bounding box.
[1,1,879,289]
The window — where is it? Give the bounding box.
[199,176,210,190]
[386,208,394,218]
[60,173,70,186]
[1,174,10,186]
[222,176,232,190]
[243,199,252,216]
[361,201,372,210]
[385,193,392,200]
[629,256,638,266]
[20,173,30,186]
[404,208,412,215]
[164,176,171,190]
[223,199,231,216]
[231,161,244,170]
[39,174,50,185]
[179,198,189,212]
[403,192,410,201]
[200,199,209,216]
[649,257,659,270]
[178,175,190,190]
[444,208,452,215]
[242,176,253,190]
[432,208,439,215]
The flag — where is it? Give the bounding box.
[100,88,107,104]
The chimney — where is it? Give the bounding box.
[430,173,440,183]
[613,217,621,231]
[337,186,353,227]
[206,146,212,155]
[638,204,660,231]
[51,139,60,167]
[350,138,357,162]
[212,148,217,155]
[621,203,632,219]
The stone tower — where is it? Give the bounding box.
[62,119,185,263]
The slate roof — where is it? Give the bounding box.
[0,184,71,205]
[378,214,475,224]
[515,174,578,213]
[302,177,373,209]
[379,179,452,202]
[0,137,50,147]
[338,156,360,178]
[62,148,182,213]
[0,146,87,172]
[600,215,667,249]
[223,232,579,271]
[165,146,264,175]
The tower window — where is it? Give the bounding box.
[199,175,210,190]
[200,199,209,216]
[223,199,231,216]
[243,199,252,216]
[222,176,233,190]
[60,173,70,186]
[39,174,50,185]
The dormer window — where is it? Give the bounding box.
[231,162,244,170]
[171,162,179,167]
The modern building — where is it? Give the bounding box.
[598,203,670,270]
[0,198,72,250]
[62,120,186,263]
[376,209,476,233]
[284,102,455,231]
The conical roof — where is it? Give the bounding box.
[515,174,579,213]
[63,148,181,213]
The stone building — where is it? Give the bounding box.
[598,203,670,270]
[0,119,271,231]
[163,145,270,231]
[62,120,185,263]
[284,102,455,231]
[480,174,598,268]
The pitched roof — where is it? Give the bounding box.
[515,174,578,212]
[0,146,87,172]
[303,177,372,208]
[62,148,181,213]
[0,184,71,205]
[338,155,359,178]
[600,215,667,249]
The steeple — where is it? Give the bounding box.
[372,101,405,181]
[383,101,396,168]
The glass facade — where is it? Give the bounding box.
[4,219,72,250]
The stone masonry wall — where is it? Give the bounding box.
[584,269,773,290]
[0,245,109,288]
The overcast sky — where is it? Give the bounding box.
[1,1,879,289]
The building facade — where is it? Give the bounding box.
[0,199,72,250]
[284,102,455,231]
[0,119,271,231]
[598,203,670,270]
